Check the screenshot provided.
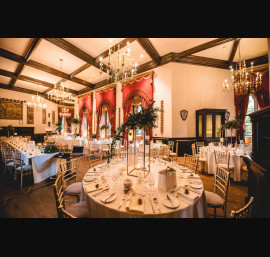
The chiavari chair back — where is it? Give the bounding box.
[168,141,174,152]
[205,166,230,217]
[191,143,198,157]
[231,197,255,218]
[53,173,66,218]
[214,150,234,175]
[196,142,204,155]
[184,154,198,173]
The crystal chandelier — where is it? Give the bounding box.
[47,59,75,104]
[223,39,263,95]
[99,39,138,83]
[27,84,47,109]
[59,107,71,118]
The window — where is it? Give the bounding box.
[245,95,259,137]
[100,105,111,137]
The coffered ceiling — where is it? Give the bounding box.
[0,38,268,102]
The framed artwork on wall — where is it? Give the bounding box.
[27,106,34,124]
[52,110,55,125]
[0,98,23,120]
[42,109,46,124]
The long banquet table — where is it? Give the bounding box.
[5,139,59,184]
[80,159,208,218]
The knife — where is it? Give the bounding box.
[104,193,115,203]
[167,194,175,208]
[149,196,155,213]
[93,188,110,197]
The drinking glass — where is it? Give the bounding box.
[148,174,155,195]
[142,175,149,192]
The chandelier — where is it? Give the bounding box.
[27,84,47,109]
[59,108,71,118]
[47,59,75,104]
[223,39,262,95]
[99,39,138,83]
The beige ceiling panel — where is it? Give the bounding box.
[0,75,11,85]
[14,80,48,93]
[30,40,86,74]
[21,66,62,84]
[64,38,124,58]
[233,38,268,62]
[62,80,86,91]
[0,57,19,72]
[0,38,32,56]
[76,65,108,84]
[193,40,234,60]
[148,38,215,56]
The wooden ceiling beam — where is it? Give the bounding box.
[229,38,240,65]
[0,48,93,88]
[0,68,79,95]
[136,38,161,65]
[43,38,109,72]
[178,38,236,58]
[9,38,42,88]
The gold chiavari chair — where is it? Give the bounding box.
[196,142,204,155]
[205,166,230,218]
[60,158,82,203]
[3,148,13,175]
[162,145,170,161]
[192,143,206,173]
[13,151,33,188]
[168,141,178,162]
[183,154,199,173]
[214,150,234,179]
[53,173,89,218]
[231,197,255,218]
[88,152,102,169]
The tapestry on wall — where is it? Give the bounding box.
[0,98,23,120]
[27,106,34,124]
[42,109,46,124]
[52,110,55,125]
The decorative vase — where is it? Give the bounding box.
[158,170,177,192]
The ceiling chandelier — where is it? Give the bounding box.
[59,107,71,118]
[47,59,75,104]
[99,39,138,83]
[223,39,262,95]
[27,84,47,109]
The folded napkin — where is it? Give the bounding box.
[84,183,104,193]
[187,174,200,179]
[126,195,145,214]
[177,188,199,203]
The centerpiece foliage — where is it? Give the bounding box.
[44,142,59,154]
[217,118,241,144]
[6,124,15,137]
[71,118,81,136]
[55,122,62,135]
[100,124,109,131]
[107,101,161,164]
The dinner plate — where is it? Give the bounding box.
[162,198,180,209]
[188,181,203,189]
[100,192,116,203]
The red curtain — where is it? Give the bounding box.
[254,71,269,109]
[122,73,154,142]
[78,94,93,137]
[235,92,250,142]
[66,109,74,129]
[95,87,116,138]
[58,107,62,123]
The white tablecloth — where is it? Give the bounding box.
[80,161,207,218]
[200,147,243,182]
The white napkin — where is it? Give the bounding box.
[84,183,104,193]
[177,188,199,203]
[126,195,145,214]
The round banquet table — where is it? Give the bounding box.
[80,160,208,218]
[200,146,244,182]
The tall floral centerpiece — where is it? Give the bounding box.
[6,125,15,138]
[71,118,81,137]
[100,123,110,139]
[107,101,161,177]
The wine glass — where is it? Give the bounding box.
[112,171,120,190]
[142,175,149,192]
[148,173,155,195]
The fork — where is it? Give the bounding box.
[118,197,126,210]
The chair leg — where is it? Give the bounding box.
[214,207,216,218]
[20,173,23,188]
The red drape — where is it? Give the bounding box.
[95,87,116,138]
[58,107,62,123]
[78,94,93,137]
[254,71,269,109]
[66,109,74,129]
[122,73,154,142]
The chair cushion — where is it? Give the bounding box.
[16,165,32,171]
[65,201,90,218]
[7,162,15,167]
[66,182,82,195]
[199,158,206,162]
[170,152,177,157]
[205,191,224,206]
[218,163,234,170]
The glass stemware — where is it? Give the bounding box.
[148,173,155,195]
[142,175,149,192]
